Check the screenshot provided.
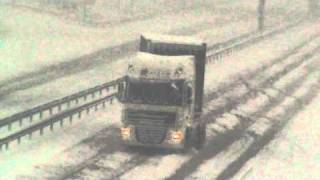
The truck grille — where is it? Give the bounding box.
[135,127,167,144]
[126,110,176,144]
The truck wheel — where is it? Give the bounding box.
[183,127,193,150]
[194,124,206,150]
[200,123,206,146]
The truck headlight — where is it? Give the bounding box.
[170,130,184,141]
[120,127,131,139]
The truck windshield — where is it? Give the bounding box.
[126,79,184,106]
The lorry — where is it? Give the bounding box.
[117,34,207,150]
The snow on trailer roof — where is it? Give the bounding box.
[127,52,195,80]
[141,33,205,46]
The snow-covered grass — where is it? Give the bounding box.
[0,4,231,83]
[0,0,307,85]
[3,0,279,26]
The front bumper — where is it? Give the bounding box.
[120,126,185,150]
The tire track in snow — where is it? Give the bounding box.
[215,66,320,180]
[59,29,320,180]
[119,61,316,180]
[187,55,320,179]
[201,39,320,124]
[46,24,318,180]
[203,33,319,105]
[64,152,149,180]
[165,42,320,180]
[113,35,318,179]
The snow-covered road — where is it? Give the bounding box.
[1,19,319,179]
[234,72,320,179]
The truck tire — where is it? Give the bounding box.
[193,124,206,150]
[183,127,193,150]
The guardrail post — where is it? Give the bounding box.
[75,98,79,105]
[110,97,113,104]
[61,119,64,127]
[17,137,21,144]
[99,89,103,96]
[78,111,82,119]
[58,104,62,111]
[49,108,53,115]
[19,119,23,126]
[102,101,106,108]
[39,111,43,119]
[8,123,12,131]
[50,123,54,131]
[69,115,73,123]
[5,143,9,150]
[86,108,90,114]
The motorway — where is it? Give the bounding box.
[0,19,318,179]
[0,4,319,178]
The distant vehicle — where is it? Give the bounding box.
[117,34,207,150]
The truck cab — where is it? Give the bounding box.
[118,34,207,150]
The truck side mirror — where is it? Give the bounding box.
[187,86,192,104]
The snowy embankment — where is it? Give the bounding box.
[0,4,237,83]
[0,6,257,119]
[0,21,317,179]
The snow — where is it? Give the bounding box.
[215,114,240,131]
[0,2,265,119]
[0,4,229,83]
[0,20,317,179]
[190,137,255,180]
[120,154,191,180]
[235,74,320,180]
[0,0,303,87]
[203,22,319,100]
[127,52,195,80]
[75,151,135,179]
[0,1,317,179]
[0,102,122,178]
[114,24,320,180]
[141,33,204,45]
[189,56,320,180]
